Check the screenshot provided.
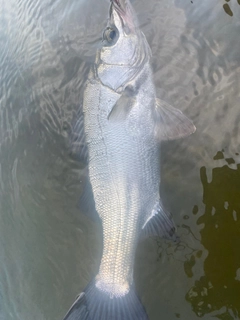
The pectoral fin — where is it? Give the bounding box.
[142,200,178,241]
[153,98,196,141]
[108,90,136,122]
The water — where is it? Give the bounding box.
[0,0,240,319]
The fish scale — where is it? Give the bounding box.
[83,67,159,298]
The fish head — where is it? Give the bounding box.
[96,0,151,92]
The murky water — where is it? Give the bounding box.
[0,0,240,319]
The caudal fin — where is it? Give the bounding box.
[63,293,89,320]
[63,281,148,320]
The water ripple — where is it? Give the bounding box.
[0,0,240,319]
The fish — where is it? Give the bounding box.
[63,0,196,319]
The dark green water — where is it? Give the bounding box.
[0,0,240,319]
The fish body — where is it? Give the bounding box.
[64,0,195,319]
[84,63,159,298]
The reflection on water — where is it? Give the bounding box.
[186,152,240,319]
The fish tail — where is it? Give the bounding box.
[63,281,148,320]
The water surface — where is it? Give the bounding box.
[0,0,240,319]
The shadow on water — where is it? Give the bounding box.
[186,152,240,319]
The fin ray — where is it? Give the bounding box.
[63,293,88,320]
[153,98,196,141]
[63,281,148,320]
[108,87,136,122]
[142,199,177,241]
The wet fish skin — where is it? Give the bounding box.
[64,0,195,319]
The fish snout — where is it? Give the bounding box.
[110,0,136,33]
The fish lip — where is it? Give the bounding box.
[111,0,126,13]
[109,0,126,21]
[110,0,135,32]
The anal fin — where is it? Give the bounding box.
[142,200,177,241]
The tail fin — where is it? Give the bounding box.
[63,281,148,320]
[63,293,89,320]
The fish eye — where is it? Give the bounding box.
[103,27,118,45]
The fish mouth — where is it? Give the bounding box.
[110,0,135,31]
[111,0,126,15]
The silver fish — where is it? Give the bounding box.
[64,0,195,319]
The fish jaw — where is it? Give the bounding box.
[110,0,137,33]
